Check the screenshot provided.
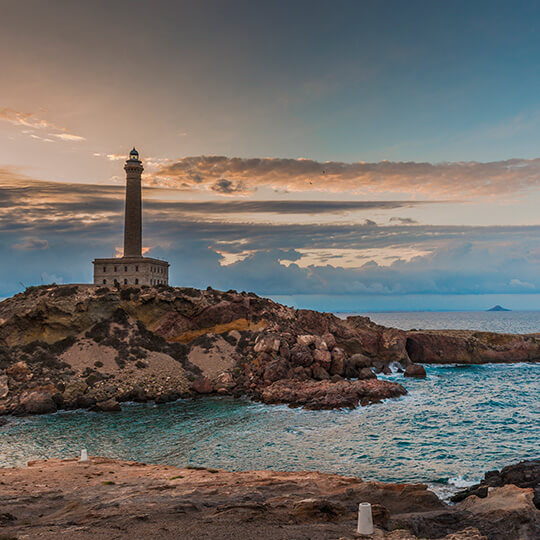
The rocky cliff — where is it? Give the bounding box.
[0,284,538,415]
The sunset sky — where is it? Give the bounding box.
[2,0,540,310]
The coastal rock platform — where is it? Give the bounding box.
[0,457,537,539]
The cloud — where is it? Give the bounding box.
[51,133,86,142]
[12,237,49,250]
[0,108,85,142]
[151,155,540,197]
[210,178,248,194]
[1,174,540,299]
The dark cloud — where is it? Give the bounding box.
[390,217,419,224]
[150,155,540,197]
[210,178,248,194]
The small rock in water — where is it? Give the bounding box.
[404,364,426,378]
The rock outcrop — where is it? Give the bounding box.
[0,284,538,415]
[0,457,537,540]
[451,459,540,508]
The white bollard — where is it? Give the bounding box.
[80,449,89,462]
[357,502,374,536]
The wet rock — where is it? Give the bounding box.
[358,367,377,380]
[93,398,121,412]
[191,377,214,394]
[20,391,57,414]
[404,364,426,378]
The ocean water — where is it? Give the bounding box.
[1,363,538,497]
[347,310,540,334]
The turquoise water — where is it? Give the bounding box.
[1,363,538,495]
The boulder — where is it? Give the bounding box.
[20,391,57,414]
[311,364,330,380]
[191,377,214,394]
[297,335,316,348]
[329,347,346,376]
[263,359,289,383]
[254,334,281,354]
[358,367,377,380]
[404,364,426,378]
[7,361,32,381]
[312,349,332,370]
[290,344,313,367]
[321,332,336,351]
[344,353,372,377]
[62,380,89,407]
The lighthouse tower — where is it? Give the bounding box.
[92,148,170,287]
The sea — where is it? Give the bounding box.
[1,310,538,498]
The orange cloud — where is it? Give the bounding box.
[150,155,540,197]
[0,108,85,142]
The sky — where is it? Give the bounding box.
[1,0,540,311]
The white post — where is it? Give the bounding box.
[80,449,89,462]
[357,502,374,535]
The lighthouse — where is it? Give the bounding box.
[92,148,170,287]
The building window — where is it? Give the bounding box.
[135,266,138,272]
[103,266,106,272]
[114,266,117,272]
[124,279,128,285]
[124,266,128,272]
[135,278,139,285]
[102,279,107,284]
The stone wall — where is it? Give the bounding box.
[93,257,169,286]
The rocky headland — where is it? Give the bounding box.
[0,457,538,539]
[0,284,539,416]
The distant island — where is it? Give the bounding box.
[487,305,511,312]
